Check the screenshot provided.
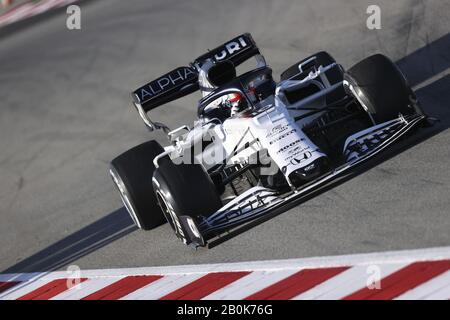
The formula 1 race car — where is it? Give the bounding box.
[110,33,429,248]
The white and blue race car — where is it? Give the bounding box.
[110,33,429,248]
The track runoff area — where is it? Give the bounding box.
[1,246,449,301]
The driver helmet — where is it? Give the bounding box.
[198,59,248,116]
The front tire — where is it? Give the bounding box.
[345,54,420,123]
[153,159,222,243]
[110,140,166,230]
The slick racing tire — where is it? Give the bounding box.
[153,159,222,243]
[345,54,419,123]
[110,140,166,230]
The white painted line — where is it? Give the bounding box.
[395,270,450,300]
[293,262,409,300]
[0,278,55,300]
[413,67,450,91]
[2,246,449,281]
[1,247,449,300]
[202,270,300,300]
[0,0,80,28]
[0,4,35,24]
[120,274,204,300]
[422,283,450,300]
[0,272,42,283]
[50,277,125,300]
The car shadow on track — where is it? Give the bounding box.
[2,33,449,274]
[1,208,137,275]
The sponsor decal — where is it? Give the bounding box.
[136,67,197,102]
[269,128,297,145]
[195,34,254,67]
[287,146,302,155]
[214,36,249,61]
[276,139,302,154]
[266,124,290,138]
[287,151,313,165]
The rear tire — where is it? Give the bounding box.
[110,140,166,230]
[153,159,222,242]
[345,54,418,123]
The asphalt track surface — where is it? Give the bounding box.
[0,0,449,273]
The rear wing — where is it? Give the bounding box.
[132,66,199,113]
[132,33,260,113]
[193,33,260,68]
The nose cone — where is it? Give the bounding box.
[288,156,328,187]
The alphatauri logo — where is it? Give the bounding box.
[214,37,249,61]
[136,67,197,102]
